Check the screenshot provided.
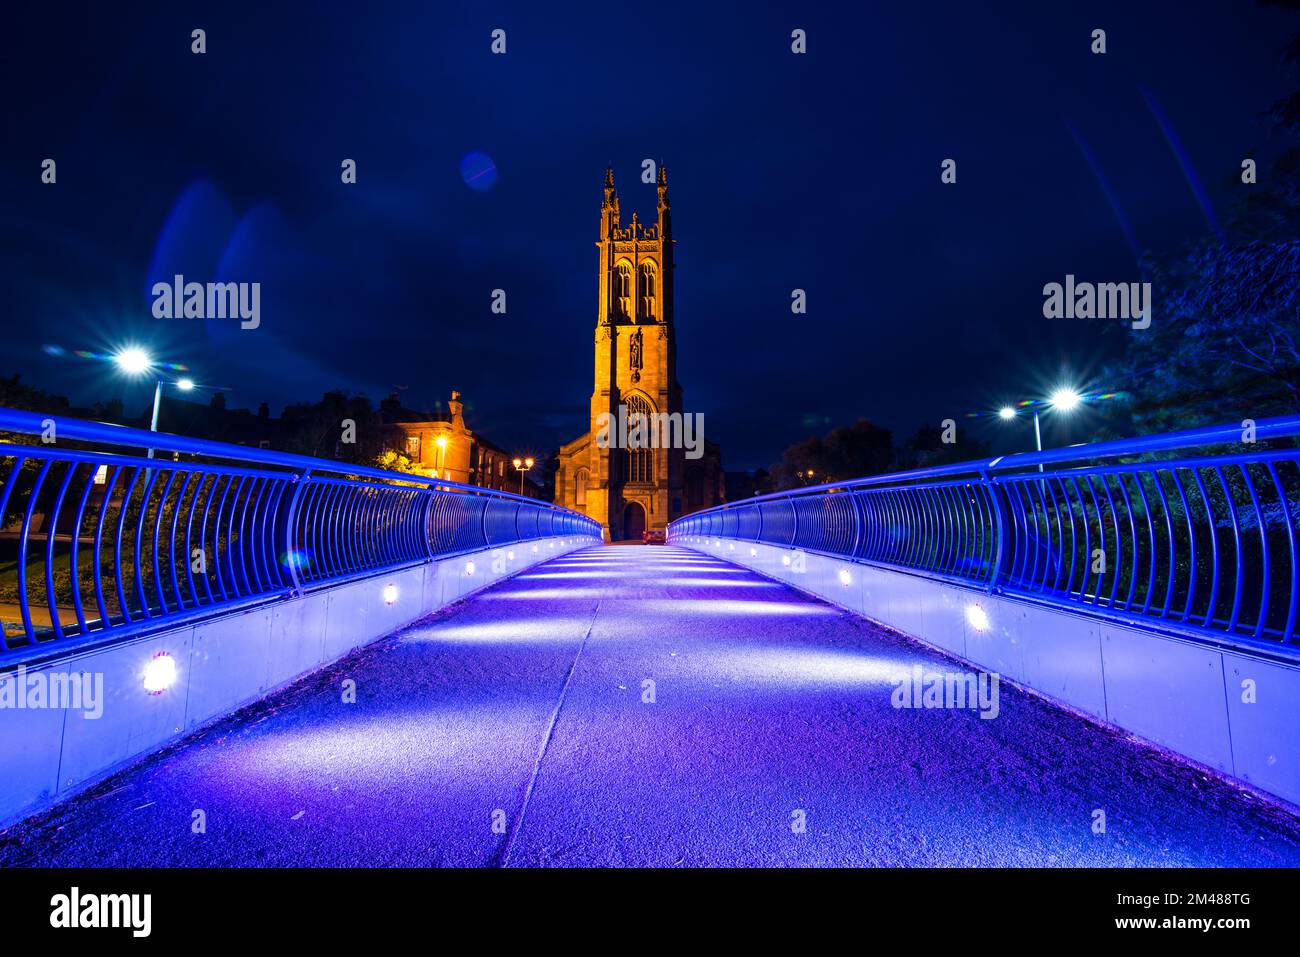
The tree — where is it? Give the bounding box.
[895,424,991,471]
[1116,243,1300,431]
[766,418,893,490]
[1104,2,1300,431]
[373,449,422,474]
[279,391,384,464]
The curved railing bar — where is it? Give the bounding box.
[0,407,601,664]
[671,415,1300,658]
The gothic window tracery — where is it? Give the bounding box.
[640,262,657,320]
[614,261,633,320]
[623,393,654,484]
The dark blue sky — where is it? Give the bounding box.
[3,1,1296,468]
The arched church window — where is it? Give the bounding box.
[640,263,656,320]
[623,393,655,484]
[614,262,633,320]
[576,468,589,507]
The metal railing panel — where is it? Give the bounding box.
[0,409,600,661]
[670,415,1300,657]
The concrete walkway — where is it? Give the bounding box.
[3,545,1300,866]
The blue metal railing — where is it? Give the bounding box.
[0,408,601,661]
[669,416,1300,657]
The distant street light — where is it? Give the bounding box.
[512,456,535,495]
[997,387,1086,469]
[110,347,199,458]
[434,434,448,478]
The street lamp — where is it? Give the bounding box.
[997,388,1085,469]
[434,434,448,478]
[1049,388,1082,413]
[111,348,199,458]
[512,456,535,495]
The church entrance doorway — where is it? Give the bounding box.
[622,501,647,542]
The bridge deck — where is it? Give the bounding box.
[4,545,1299,866]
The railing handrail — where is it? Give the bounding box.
[0,406,550,508]
[710,413,1300,509]
[0,404,600,665]
[670,414,1300,658]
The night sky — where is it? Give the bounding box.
[3,1,1296,469]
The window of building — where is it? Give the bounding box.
[614,261,633,320]
[640,262,656,320]
[623,393,654,484]
[406,435,420,458]
[576,468,589,506]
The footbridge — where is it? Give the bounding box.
[1,409,1299,866]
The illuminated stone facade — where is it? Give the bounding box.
[556,167,723,540]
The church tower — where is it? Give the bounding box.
[557,166,691,540]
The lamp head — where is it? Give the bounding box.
[113,347,152,376]
[1049,388,1082,412]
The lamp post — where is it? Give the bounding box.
[998,388,1084,470]
[112,348,196,458]
[512,456,534,496]
[434,434,448,479]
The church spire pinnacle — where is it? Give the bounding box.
[657,162,671,238]
[601,166,620,236]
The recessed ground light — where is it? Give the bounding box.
[143,652,178,695]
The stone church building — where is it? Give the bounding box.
[556,167,724,540]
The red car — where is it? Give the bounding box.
[642,528,666,545]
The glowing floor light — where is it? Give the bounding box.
[838,568,853,587]
[507,550,515,560]
[466,561,476,576]
[782,554,792,567]
[143,651,178,694]
[750,548,757,557]
[383,583,398,605]
[965,603,991,632]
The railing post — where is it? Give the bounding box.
[983,470,1007,594]
[281,469,311,596]
[421,485,438,559]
